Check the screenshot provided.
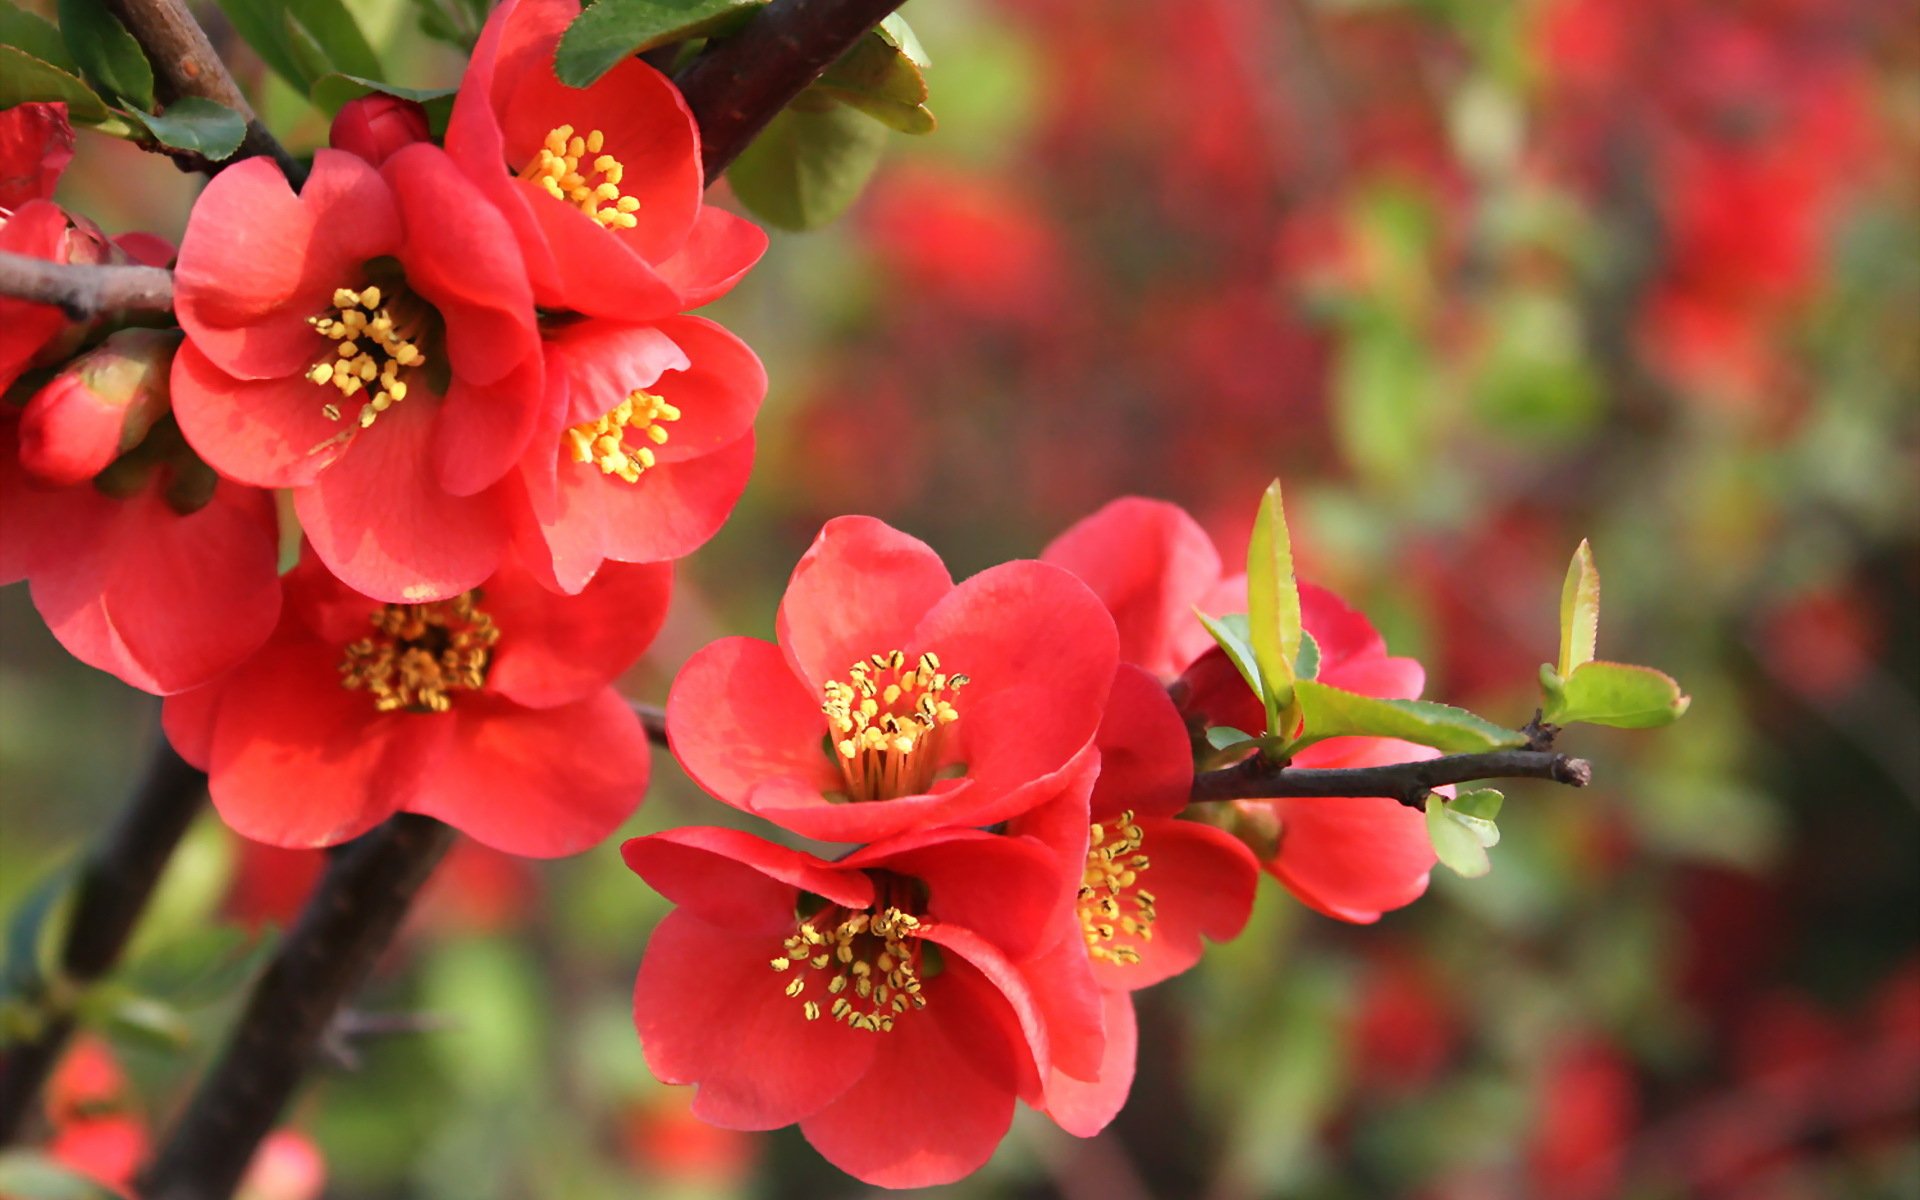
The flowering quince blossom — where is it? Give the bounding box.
[162,552,667,855]
[624,824,1104,1187]
[1043,496,1436,923]
[666,515,1120,843]
[167,134,544,602]
[508,313,765,593]
[445,0,767,321]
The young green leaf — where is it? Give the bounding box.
[1295,630,1321,681]
[0,2,76,71]
[554,0,766,88]
[727,98,889,231]
[55,0,152,110]
[1294,679,1529,754]
[1205,726,1258,752]
[813,17,935,135]
[1194,609,1263,700]
[1558,538,1600,678]
[1542,660,1690,728]
[1246,479,1302,731]
[1427,790,1501,878]
[0,1154,119,1200]
[220,0,382,92]
[125,98,247,161]
[0,44,109,122]
[1449,787,1504,821]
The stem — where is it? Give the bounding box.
[0,251,174,321]
[630,699,667,745]
[1190,749,1592,808]
[102,0,304,182]
[675,0,908,183]
[139,815,455,1200]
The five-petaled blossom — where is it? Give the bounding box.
[1044,496,1437,923]
[624,824,1103,1187]
[163,552,667,856]
[665,515,1120,843]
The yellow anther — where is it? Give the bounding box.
[564,389,679,484]
[518,125,642,229]
[307,282,427,425]
[1078,810,1157,966]
[338,592,500,714]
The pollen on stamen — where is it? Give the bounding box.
[564,390,680,484]
[306,283,427,431]
[820,651,968,802]
[1078,810,1156,966]
[517,124,642,230]
[338,592,500,714]
[770,906,925,1033]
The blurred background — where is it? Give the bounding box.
[3,0,1917,1195]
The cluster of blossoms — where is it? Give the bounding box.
[631,500,1442,1184]
[4,0,764,854]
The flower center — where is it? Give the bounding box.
[821,650,968,801]
[770,906,927,1033]
[518,125,641,230]
[338,592,500,714]
[565,390,679,483]
[1078,811,1156,966]
[305,285,426,430]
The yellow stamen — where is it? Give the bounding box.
[1078,810,1156,966]
[820,651,967,802]
[338,592,500,714]
[517,124,641,230]
[306,282,427,431]
[564,390,680,484]
[772,906,924,1033]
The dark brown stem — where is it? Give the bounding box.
[675,0,908,184]
[1190,749,1593,809]
[139,815,455,1200]
[0,251,174,321]
[630,699,667,745]
[0,740,205,1145]
[102,0,304,182]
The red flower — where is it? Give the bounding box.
[445,0,766,321]
[1044,496,1436,923]
[168,146,544,601]
[18,328,176,485]
[625,824,1096,1186]
[0,199,84,393]
[509,314,764,592]
[329,93,431,168]
[1,413,283,695]
[666,516,1119,843]
[163,552,667,855]
[0,101,74,210]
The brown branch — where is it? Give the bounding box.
[101,0,304,182]
[140,815,455,1200]
[1190,748,1592,808]
[675,0,908,184]
[0,251,174,321]
[630,698,667,745]
[0,739,206,1146]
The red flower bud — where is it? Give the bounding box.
[18,328,180,485]
[328,94,430,166]
[0,101,76,209]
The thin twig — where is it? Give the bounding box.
[0,251,174,321]
[102,0,304,182]
[675,0,908,184]
[1190,749,1592,808]
[630,699,667,745]
[0,739,205,1145]
[140,815,455,1200]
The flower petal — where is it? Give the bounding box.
[1264,739,1439,922]
[843,828,1067,963]
[651,205,768,309]
[647,316,765,462]
[1043,497,1222,679]
[483,559,671,708]
[623,826,871,932]
[776,516,953,688]
[1094,817,1258,990]
[1042,989,1137,1137]
[171,342,353,489]
[665,636,844,811]
[1090,663,1194,821]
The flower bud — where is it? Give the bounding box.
[329,94,431,167]
[0,101,76,209]
[18,328,180,486]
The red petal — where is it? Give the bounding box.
[1095,817,1258,990]
[651,205,768,309]
[775,516,953,688]
[546,320,689,427]
[1320,652,1426,701]
[648,316,765,462]
[634,909,876,1128]
[1264,739,1438,922]
[161,681,220,769]
[294,396,507,603]
[1042,989,1137,1136]
[519,179,685,320]
[843,829,1067,963]
[408,691,647,857]
[664,636,844,812]
[483,559,671,708]
[621,826,871,932]
[1090,663,1193,821]
[432,356,545,499]
[1018,922,1107,1083]
[1043,497,1222,679]
[170,341,352,489]
[1301,581,1388,672]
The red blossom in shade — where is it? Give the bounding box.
[18,328,177,486]
[624,824,1100,1187]
[329,93,431,168]
[1,200,89,393]
[509,314,764,593]
[162,552,667,856]
[0,101,75,208]
[0,413,283,695]
[445,0,766,322]
[167,145,545,602]
[1044,496,1437,923]
[666,516,1119,844]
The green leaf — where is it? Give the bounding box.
[727,99,889,231]
[0,45,108,123]
[1557,538,1600,678]
[125,97,246,160]
[221,0,381,92]
[1195,609,1262,700]
[81,987,192,1050]
[1542,660,1690,729]
[0,2,75,71]
[555,0,766,88]
[1246,479,1302,734]
[1205,726,1257,752]
[813,17,935,135]
[55,0,152,110]
[308,73,457,133]
[3,865,73,1001]
[1450,787,1504,821]
[1427,792,1500,878]
[123,926,274,1008]
[1294,631,1321,682]
[0,1154,119,1200]
[1294,679,1529,753]
[288,1,381,82]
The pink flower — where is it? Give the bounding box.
[665,516,1119,843]
[445,0,766,321]
[625,824,1096,1186]
[168,146,544,601]
[163,553,666,855]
